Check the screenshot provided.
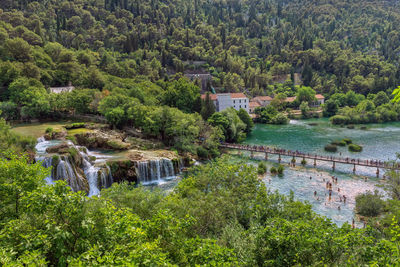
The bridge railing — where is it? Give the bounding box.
[221,143,395,169]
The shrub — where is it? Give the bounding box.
[347,125,355,129]
[196,146,209,159]
[342,138,352,144]
[64,122,86,129]
[45,127,53,134]
[355,190,385,217]
[301,159,307,166]
[277,165,284,175]
[349,144,362,152]
[270,166,277,174]
[324,144,337,152]
[257,162,267,175]
[330,115,350,125]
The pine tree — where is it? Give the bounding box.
[201,93,216,120]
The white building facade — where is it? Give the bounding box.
[201,93,249,113]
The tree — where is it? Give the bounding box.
[163,78,200,113]
[0,152,47,221]
[296,86,316,105]
[201,92,216,120]
[373,91,390,107]
[355,190,385,217]
[323,99,339,117]
[237,108,253,133]
[4,38,33,62]
[300,101,310,118]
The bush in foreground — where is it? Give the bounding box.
[355,190,385,217]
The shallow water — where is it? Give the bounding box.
[241,118,400,226]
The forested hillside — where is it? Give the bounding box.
[0,0,399,96]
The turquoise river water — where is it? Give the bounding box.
[236,118,400,226]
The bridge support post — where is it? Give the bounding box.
[250,151,254,159]
[278,154,281,163]
[353,164,356,174]
[265,152,268,160]
[292,156,296,167]
[314,158,316,167]
[376,168,380,178]
[332,161,335,171]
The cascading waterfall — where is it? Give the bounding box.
[136,158,176,184]
[35,137,113,196]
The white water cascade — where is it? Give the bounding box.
[136,158,176,184]
[35,137,113,196]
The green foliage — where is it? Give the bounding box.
[323,99,339,117]
[257,162,267,175]
[355,190,385,217]
[64,122,85,129]
[342,138,352,144]
[162,78,200,113]
[255,106,289,125]
[277,164,284,175]
[237,108,254,133]
[296,87,316,104]
[330,114,350,125]
[349,144,363,152]
[331,140,346,146]
[208,108,247,143]
[301,159,307,166]
[200,92,216,120]
[300,101,311,119]
[324,144,338,152]
[45,127,53,134]
[270,166,277,174]
[0,152,47,222]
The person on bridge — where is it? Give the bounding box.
[314,191,317,197]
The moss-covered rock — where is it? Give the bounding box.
[324,144,338,152]
[75,132,130,151]
[349,144,363,152]
[107,160,138,184]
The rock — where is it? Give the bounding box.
[107,160,138,184]
[44,130,67,141]
[46,143,70,154]
[74,131,130,151]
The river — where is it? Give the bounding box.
[239,118,400,226]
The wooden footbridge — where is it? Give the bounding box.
[221,143,400,177]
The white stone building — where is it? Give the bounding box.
[201,93,249,113]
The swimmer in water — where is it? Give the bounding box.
[338,206,341,211]
[338,188,340,192]
[310,176,312,180]
[314,191,317,196]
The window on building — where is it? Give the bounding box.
[233,100,235,104]
[245,105,246,108]
[239,100,241,103]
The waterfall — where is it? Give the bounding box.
[35,136,114,196]
[136,158,176,184]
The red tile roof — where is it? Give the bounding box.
[230,93,247,99]
[253,96,273,101]
[315,94,325,99]
[285,96,297,102]
[249,101,261,108]
[201,94,218,101]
